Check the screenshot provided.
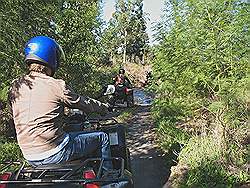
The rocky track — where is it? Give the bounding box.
[126,105,169,188]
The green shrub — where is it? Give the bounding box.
[178,136,249,188]
[152,0,249,186]
[0,137,23,163]
[157,119,189,150]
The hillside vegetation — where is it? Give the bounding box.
[152,0,249,187]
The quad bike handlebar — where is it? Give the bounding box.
[63,109,119,132]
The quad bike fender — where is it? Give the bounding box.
[104,85,116,96]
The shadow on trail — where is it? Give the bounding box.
[102,89,181,188]
[125,105,180,188]
[124,105,174,188]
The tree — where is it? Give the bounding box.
[102,0,149,64]
[54,0,104,94]
[152,0,249,186]
[127,0,149,63]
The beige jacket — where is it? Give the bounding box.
[9,72,108,160]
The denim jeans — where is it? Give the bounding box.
[28,131,112,169]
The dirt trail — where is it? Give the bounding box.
[126,105,170,188]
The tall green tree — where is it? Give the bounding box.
[54,0,104,94]
[127,0,149,62]
[102,0,149,64]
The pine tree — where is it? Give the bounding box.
[102,0,149,64]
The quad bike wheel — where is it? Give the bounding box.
[126,94,134,107]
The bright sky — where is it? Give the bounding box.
[102,0,165,44]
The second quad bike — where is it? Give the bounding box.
[100,84,134,108]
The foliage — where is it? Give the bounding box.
[116,108,133,123]
[157,119,190,150]
[178,136,249,188]
[152,0,249,186]
[102,0,149,64]
[0,136,23,163]
[54,0,108,95]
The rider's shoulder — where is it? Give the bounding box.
[47,77,67,90]
[54,78,67,88]
[10,74,28,88]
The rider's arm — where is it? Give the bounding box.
[61,82,109,114]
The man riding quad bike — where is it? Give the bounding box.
[113,68,131,88]
[99,69,134,108]
[0,110,133,188]
[4,36,133,187]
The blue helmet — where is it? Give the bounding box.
[24,36,65,72]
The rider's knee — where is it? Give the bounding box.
[99,132,109,145]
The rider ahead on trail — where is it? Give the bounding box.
[9,36,112,168]
[113,68,132,88]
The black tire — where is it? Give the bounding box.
[107,95,116,107]
[126,148,132,171]
[127,94,134,107]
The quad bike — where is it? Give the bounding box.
[0,110,133,188]
[100,84,134,108]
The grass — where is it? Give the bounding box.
[115,108,134,123]
[176,136,249,188]
[0,136,23,164]
[156,119,190,151]
[0,136,24,173]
